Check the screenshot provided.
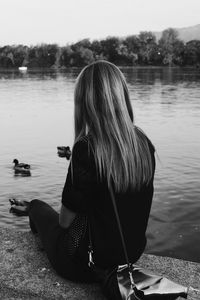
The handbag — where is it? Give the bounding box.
[88,185,188,300]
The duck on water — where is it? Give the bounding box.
[13,159,31,175]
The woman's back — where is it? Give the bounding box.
[62,127,155,267]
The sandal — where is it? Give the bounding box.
[9,198,30,216]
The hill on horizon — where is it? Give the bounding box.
[153,24,200,43]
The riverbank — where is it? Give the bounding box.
[0,227,199,299]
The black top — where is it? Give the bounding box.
[62,129,155,268]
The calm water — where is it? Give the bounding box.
[0,67,200,263]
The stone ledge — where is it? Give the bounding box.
[0,227,199,299]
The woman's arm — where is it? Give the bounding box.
[59,204,76,229]
[61,137,96,219]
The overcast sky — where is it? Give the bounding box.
[0,0,199,46]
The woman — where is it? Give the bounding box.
[10,60,155,284]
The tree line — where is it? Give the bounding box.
[0,28,200,68]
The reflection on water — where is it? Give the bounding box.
[0,67,200,263]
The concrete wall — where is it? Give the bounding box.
[0,228,199,299]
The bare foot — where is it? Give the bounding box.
[9,199,30,216]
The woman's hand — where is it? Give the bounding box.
[59,204,76,229]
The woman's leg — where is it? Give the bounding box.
[28,199,95,283]
[28,199,63,264]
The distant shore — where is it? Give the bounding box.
[0,28,200,69]
[0,65,199,73]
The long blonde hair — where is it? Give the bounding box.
[74,60,154,192]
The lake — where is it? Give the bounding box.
[0,67,200,263]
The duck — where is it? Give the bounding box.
[13,159,31,173]
[57,146,71,160]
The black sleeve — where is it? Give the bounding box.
[62,138,97,213]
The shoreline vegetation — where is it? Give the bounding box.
[0,28,200,69]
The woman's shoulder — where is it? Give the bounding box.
[134,126,155,153]
[72,135,94,163]
[73,135,92,150]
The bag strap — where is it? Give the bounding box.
[109,184,135,287]
[88,221,94,267]
[109,185,130,267]
[88,184,136,287]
